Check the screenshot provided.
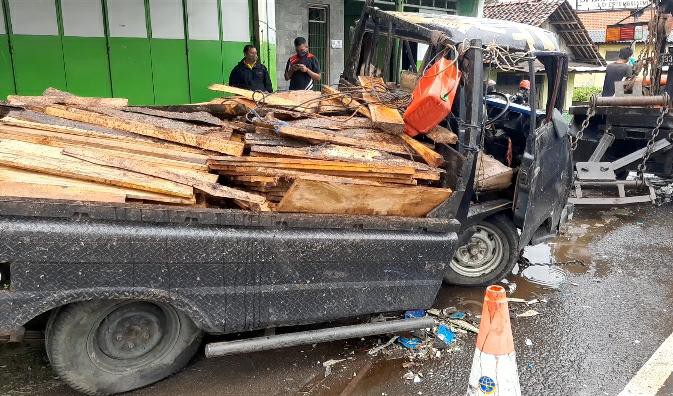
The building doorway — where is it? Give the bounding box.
[308,5,329,90]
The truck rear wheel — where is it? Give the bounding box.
[47,300,202,395]
[444,215,519,286]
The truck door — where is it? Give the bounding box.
[513,53,573,248]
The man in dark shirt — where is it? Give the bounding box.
[284,37,321,90]
[602,47,633,96]
[229,45,273,92]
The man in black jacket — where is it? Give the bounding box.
[229,45,273,92]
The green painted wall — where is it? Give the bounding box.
[2,0,258,104]
[187,40,223,102]
[62,37,112,97]
[151,39,190,104]
[258,41,276,90]
[0,35,15,97]
[108,38,155,104]
[10,35,66,95]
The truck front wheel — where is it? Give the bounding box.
[444,214,519,286]
[47,300,202,395]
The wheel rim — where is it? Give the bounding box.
[450,224,505,277]
[87,302,181,372]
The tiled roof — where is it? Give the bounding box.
[576,10,635,30]
[484,0,606,65]
[483,0,559,26]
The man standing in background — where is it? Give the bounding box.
[602,47,633,97]
[229,45,273,92]
[284,37,321,90]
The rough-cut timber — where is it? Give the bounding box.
[0,140,194,198]
[277,180,452,217]
[208,84,303,109]
[0,181,127,203]
[0,166,195,205]
[278,125,409,155]
[321,85,372,119]
[42,105,244,155]
[65,149,270,210]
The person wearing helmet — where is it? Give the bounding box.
[513,79,530,105]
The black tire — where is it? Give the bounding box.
[47,300,202,395]
[444,214,519,286]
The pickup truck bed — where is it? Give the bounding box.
[0,198,459,335]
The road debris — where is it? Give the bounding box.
[447,319,479,334]
[398,337,422,350]
[323,358,346,378]
[448,311,466,320]
[367,336,399,356]
[525,338,533,346]
[435,324,456,346]
[516,309,540,318]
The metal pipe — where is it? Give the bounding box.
[592,94,670,107]
[204,317,434,358]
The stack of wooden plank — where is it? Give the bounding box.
[0,85,457,217]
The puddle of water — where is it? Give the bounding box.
[518,265,568,288]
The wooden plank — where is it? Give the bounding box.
[0,117,213,157]
[321,85,372,119]
[59,147,218,183]
[212,167,417,184]
[277,125,409,155]
[276,180,452,217]
[208,84,304,109]
[121,107,226,127]
[0,166,195,205]
[208,155,417,175]
[8,94,128,108]
[232,167,387,186]
[64,148,270,211]
[0,140,194,198]
[426,125,458,145]
[397,133,445,167]
[249,145,441,180]
[0,181,127,203]
[358,76,404,125]
[42,105,244,156]
[0,124,209,165]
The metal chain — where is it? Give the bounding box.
[637,105,669,179]
[570,97,596,151]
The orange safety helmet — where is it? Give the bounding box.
[519,79,531,90]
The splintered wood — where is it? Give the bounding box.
[0,84,456,217]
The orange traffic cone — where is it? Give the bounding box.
[467,285,521,396]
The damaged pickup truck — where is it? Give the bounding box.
[0,5,572,395]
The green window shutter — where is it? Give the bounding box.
[105,0,154,104]
[0,2,16,97]
[148,0,190,104]
[185,0,223,102]
[7,0,67,95]
[60,0,112,97]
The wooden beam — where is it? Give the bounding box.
[64,148,270,210]
[357,76,404,126]
[8,94,128,108]
[0,166,195,205]
[208,84,305,109]
[42,105,244,155]
[276,125,409,155]
[321,85,372,119]
[0,181,127,203]
[397,133,445,167]
[276,180,452,217]
[0,139,194,198]
[0,123,209,165]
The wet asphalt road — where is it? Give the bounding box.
[2,204,673,395]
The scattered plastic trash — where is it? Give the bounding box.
[323,358,346,377]
[398,337,423,349]
[448,311,466,320]
[507,297,527,303]
[403,371,416,381]
[448,319,479,334]
[435,324,456,346]
[426,308,442,317]
[414,374,423,383]
[527,299,539,305]
[368,336,398,356]
[516,309,540,318]
[404,310,426,319]
[525,338,533,346]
